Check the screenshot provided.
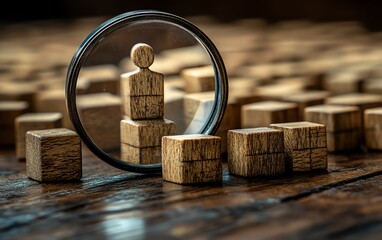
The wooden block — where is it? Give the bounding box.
[120,118,176,147]
[15,112,63,160]
[325,93,382,113]
[281,90,331,120]
[304,104,362,152]
[121,144,161,164]
[180,65,215,93]
[164,86,186,134]
[78,64,120,95]
[0,82,38,112]
[364,108,382,149]
[162,134,222,184]
[270,121,327,172]
[26,128,82,182]
[323,70,364,95]
[120,43,164,120]
[363,78,382,94]
[241,101,299,128]
[77,93,121,151]
[0,101,29,147]
[227,128,285,177]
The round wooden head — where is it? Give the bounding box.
[131,43,155,68]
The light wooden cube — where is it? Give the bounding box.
[325,93,382,113]
[365,108,382,150]
[241,101,299,128]
[227,128,285,177]
[181,65,215,93]
[26,128,82,182]
[0,101,29,147]
[270,121,327,172]
[162,134,222,184]
[121,144,161,164]
[304,104,361,152]
[15,112,63,160]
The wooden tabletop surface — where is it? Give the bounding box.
[1,147,382,240]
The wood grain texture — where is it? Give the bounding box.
[123,95,164,120]
[181,65,215,93]
[15,112,63,160]
[228,128,285,177]
[121,143,161,164]
[120,118,176,147]
[130,43,155,68]
[120,68,164,97]
[364,107,382,150]
[304,104,362,151]
[25,128,82,182]
[241,101,299,128]
[270,121,327,172]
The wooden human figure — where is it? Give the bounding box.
[120,43,164,120]
[120,43,176,164]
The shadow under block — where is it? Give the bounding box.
[270,121,327,172]
[304,105,362,152]
[121,68,164,120]
[227,128,286,177]
[241,101,299,128]
[120,118,176,164]
[180,65,215,93]
[0,101,29,147]
[162,134,222,184]
[26,128,82,182]
[364,108,382,150]
[77,93,121,151]
[15,112,63,160]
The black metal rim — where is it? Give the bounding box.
[65,10,228,174]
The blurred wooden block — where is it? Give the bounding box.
[270,121,327,172]
[15,112,63,160]
[281,90,331,120]
[0,101,29,147]
[121,144,161,164]
[304,104,361,152]
[181,66,215,93]
[254,83,305,101]
[325,93,382,113]
[0,82,38,112]
[77,93,121,151]
[363,78,382,94]
[162,134,222,184]
[164,86,186,134]
[364,108,382,150]
[323,70,364,95]
[241,101,299,128]
[26,128,82,182]
[78,64,120,95]
[227,128,285,177]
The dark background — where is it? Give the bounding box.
[1,0,382,31]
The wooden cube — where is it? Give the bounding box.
[181,65,215,93]
[162,134,222,184]
[325,93,382,113]
[304,104,361,152]
[270,121,327,172]
[0,101,29,147]
[365,108,382,150]
[78,64,120,95]
[227,128,285,177]
[123,95,164,120]
[15,112,63,160]
[121,144,161,164]
[26,128,82,182]
[241,101,299,128]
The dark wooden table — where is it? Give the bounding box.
[1,146,382,240]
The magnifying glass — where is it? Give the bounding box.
[65,10,228,174]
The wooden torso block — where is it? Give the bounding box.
[241,101,299,128]
[227,128,286,177]
[0,101,29,147]
[120,44,164,120]
[120,118,176,164]
[281,90,331,120]
[15,112,63,160]
[364,108,382,150]
[77,93,122,151]
[304,104,361,152]
[181,65,215,93]
[26,128,82,182]
[270,121,327,172]
[162,134,222,184]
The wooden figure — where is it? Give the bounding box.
[364,107,382,150]
[241,101,299,128]
[120,43,164,120]
[162,134,222,184]
[26,128,82,182]
[304,104,361,152]
[228,128,286,177]
[270,121,327,172]
[15,112,63,160]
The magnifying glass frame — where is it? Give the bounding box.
[66,10,228,174]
